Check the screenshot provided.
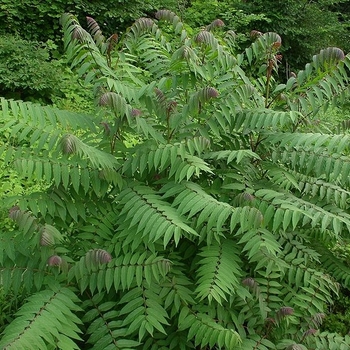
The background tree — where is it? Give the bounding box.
[1,0,349,94]
[237,0,350,72]
[1,10,350,350]
[0,35,64,103]
[0,0,179,42]
[180,0,350,76]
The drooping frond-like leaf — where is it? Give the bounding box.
[69,246,172,294]
[61,13,89,47]
[0,286,82,350]
[233,109,299,132]
[280,51,350,115]
[316,244,350,288]
[59,133,120,169]
[262,131,350,199]
[0,252,50,295]
[178,307,242,349]
[82,293,141,350]
[122,141,213,182]
[204,149,261,164]
[115,184,199,247]
[298,174,350,209]
[195,240,242,304]
[255,188,350,235]
[119,285,170,341]
[8,207,38,237]
[39,224,64,246]
[160,181,264,245]
[0,97,96,132]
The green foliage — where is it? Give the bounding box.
[50,70,95,114]
[0,34,94,107]
[322,288,350,336]
[183,0,267,47]
[181,0,350,72]
[0,0,179,43]
[1,0,349,76]
[237,0,349,70]
[0,286,82,349]
[0,35,65,102]
[322,239,350,336]
[2,10,350,349]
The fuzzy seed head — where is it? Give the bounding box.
[180,46,191,59]
[131,108,142,117]
[155,9,176,21]
[279,306,294,316]
[324,47,345,62]
[72,27,85,41]
[61,134,76,155]
[154,88,167,109]
[311,313,325,327]
[107,33,118,52]
[99,92,114,107]
[206,19,225,32]
[8,206,20,220]
[242,277,257,289]
[250,30,262,39]
[303,328,317,337]
[99,250,112,263]
[167,100,177,113]
[89,249,112,264]
[48,255,62,266]
[155,10,166,20]
[86,16,95,29]
[155,88,165,101]
[135,17,154,29]
[195,30,212,44]
[206,87,219,98]
[212,19,225,27]
[40,230,54,246]
[243,192,255,201]
[275,54,283,61]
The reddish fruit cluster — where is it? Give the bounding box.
[206,87,219,98]
[48,255,62,266]
[279,306,294,316]
[242,277,257,289]
[131,108,142,117]
[212,19,225,28]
